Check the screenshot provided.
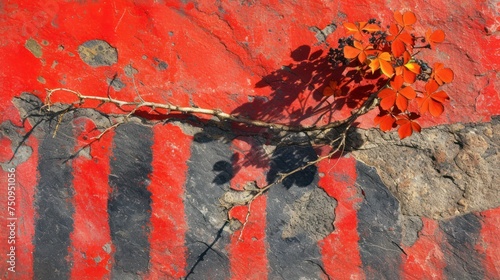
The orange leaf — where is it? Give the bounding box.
[399,86,416,100]
[388,30,414,57]
[428,98,445,116]
[378,75,416,111]
[343,21,379,40]
[386,24,400,41]
[431,63,454,85]
[343,45,361,59]
[375,113,396,131]
[323,81,341,97]
[405,62,421,74]
[380,59,395,78]
[369,52,394,77]
[343,22,364,40]
[379,88,397,110]
[416,80,450,117]
[343,22,360,33]
[391,40,407,57]
[395,51,420,83]
[396,116,421,139]
[343,41,373,63]
[323,87,334,97]
[396,113,421,139]
[425,29,445,49]
[363,23,381,33]
[394,11,417,28]
[398,32,414,46]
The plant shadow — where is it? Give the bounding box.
[193,44,384,188]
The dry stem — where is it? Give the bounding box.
[45,87,378,133]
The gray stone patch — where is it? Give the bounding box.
[184,131,232,279]
[0,120,33,170]
[400,215,423,247]
[356,161,403,280]
[153,57,168,71]
[282,187,336,242]
[352,117,500,219]
[440,213,484,279]
[107,76,126,91]
[25,38,43,58]
[309,23,337,44]
[124,64,139,77]
[266,144,328,279]
[78,40,118,67]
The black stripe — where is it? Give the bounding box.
[440,213,484,280]
[266,144,328,279]
[355,161,402,279]
[108,123,153,278]
[33,115,75,279]
[184,132,232,280]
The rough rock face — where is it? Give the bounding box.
[353,116,500,219]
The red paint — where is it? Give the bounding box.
[228,197,268,280]
[1,1,500,278]
[401,218,446,280]
[318,155,365,279]
[0,93,40,279]
[0,133,39,280]
[70,118,114,279]
[477,208,500,279]
[146,124,191,279]
[0,138,13,163]
[228,137,269,280]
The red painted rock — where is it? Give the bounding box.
[0,1,499,279]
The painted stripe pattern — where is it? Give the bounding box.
[184,131,232,279]
[2,115,500,279]
[440,213,484,279]
[265,144,326,279]
[33,113,75,279]
[70,117,114,279]
[108,123,153,278]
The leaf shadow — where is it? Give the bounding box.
[205,44,380,186]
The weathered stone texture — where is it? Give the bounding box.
[353,117,500,219]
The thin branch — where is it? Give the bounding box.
[45,87,382,133]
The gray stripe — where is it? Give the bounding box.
[108,123,153,279]
[34,114,75,280]
[184,132,231,280]
[356,161,402,280]
[440,213,484,280]
[266,144,329,279]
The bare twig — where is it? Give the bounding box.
[45,87,381,133]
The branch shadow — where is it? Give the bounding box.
[198,44,383,186]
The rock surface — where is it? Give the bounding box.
[353,117,500,219]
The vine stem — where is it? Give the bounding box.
[44,87,382,133]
